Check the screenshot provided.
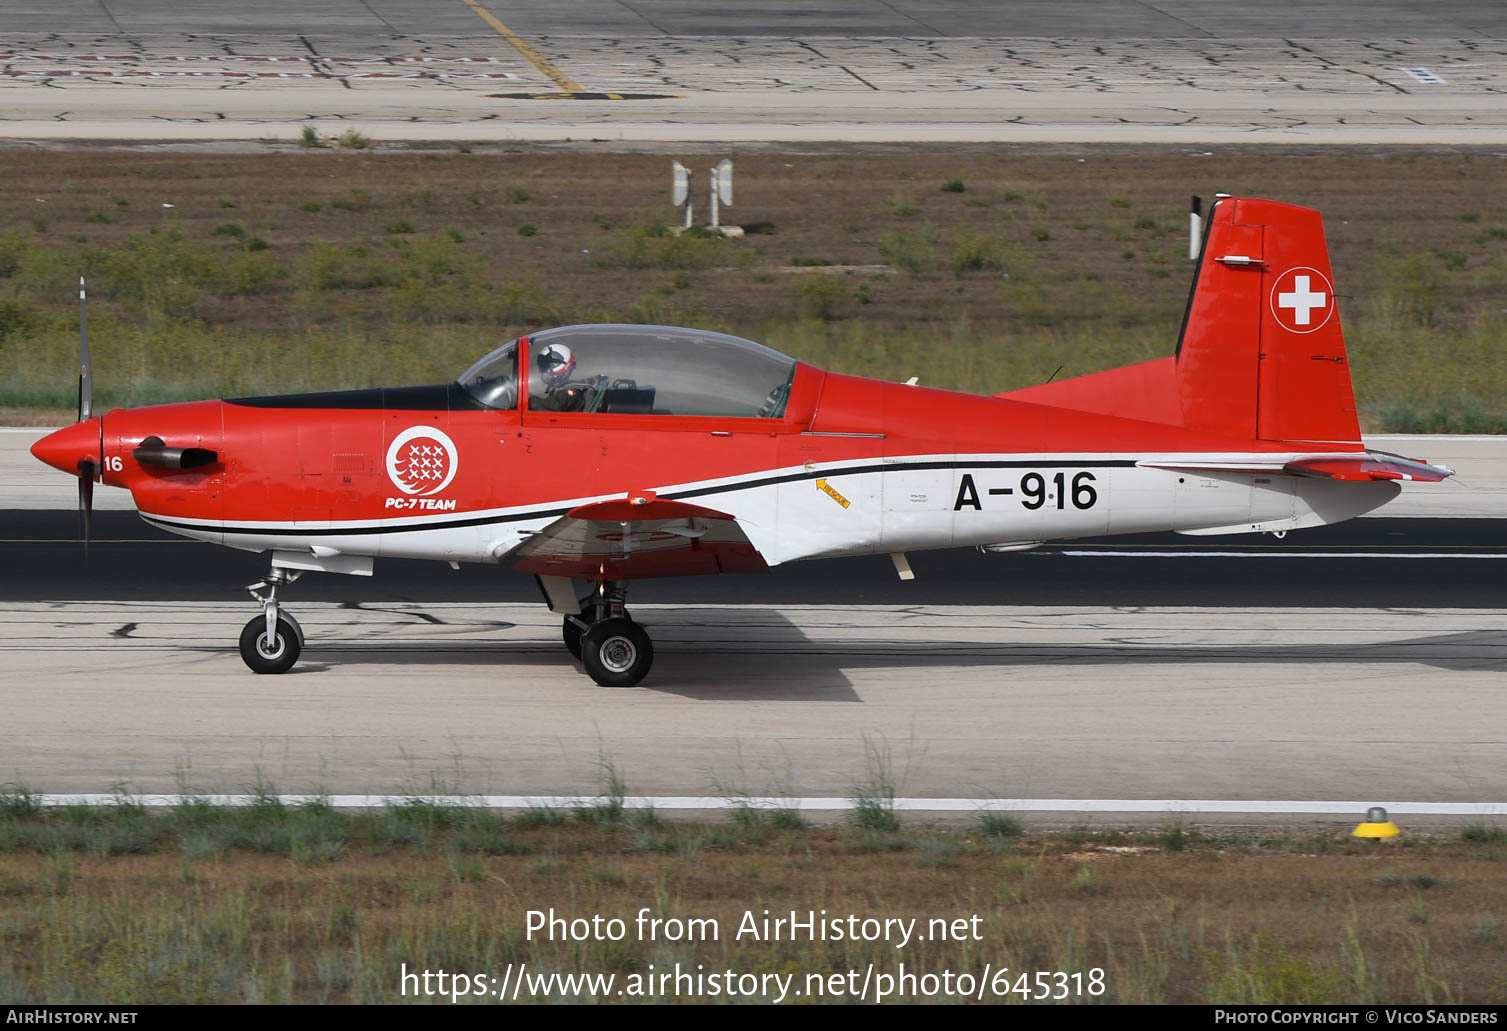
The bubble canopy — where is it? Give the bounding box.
[457,324,798,418]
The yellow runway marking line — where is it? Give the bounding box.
[459,0,623,99]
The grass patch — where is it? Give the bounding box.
[878,227,935,273]
[1161,822,1191,852]
[976,812,1023,838]
[798,274,842,320]
[1,800,1506,1003]
[951,227,1005,272]
[848,735,900,833]
[513,806,568,830]
[0,150,1502,430]
[1462,825,1507,845]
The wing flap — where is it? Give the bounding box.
[499,496,768,580]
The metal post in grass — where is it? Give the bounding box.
[672,160,693,230]
[709,159,732,228]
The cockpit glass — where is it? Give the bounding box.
[522,324,797,418]
[456,340,519,410]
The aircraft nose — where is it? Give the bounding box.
[31,418,102,475]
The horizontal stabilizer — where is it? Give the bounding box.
[1286,452,1453,482]
[1140,460,1288,475]
[1143,452,1452,482]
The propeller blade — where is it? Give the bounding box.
[77,458,94,556]
[78,276,91,422]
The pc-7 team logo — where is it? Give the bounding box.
[386,425,459,496]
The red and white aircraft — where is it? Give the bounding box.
[31,197,1451,685]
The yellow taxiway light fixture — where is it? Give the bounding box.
[1353,806,1401,839]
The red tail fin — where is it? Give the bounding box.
[1178,197,1360,445]
[999,197,1362,446]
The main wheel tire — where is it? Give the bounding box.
[562,616,584,660]
[580,617,653,687]
[238,615,302,674]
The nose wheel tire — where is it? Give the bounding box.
[238,615,302,674]
[580,617,653,687]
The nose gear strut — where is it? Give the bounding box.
[239,567,305,674]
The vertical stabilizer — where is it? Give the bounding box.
[1176,198,1361,445]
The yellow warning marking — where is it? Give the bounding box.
[460,0,619,97]
[816,478,851,509]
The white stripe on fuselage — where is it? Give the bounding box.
[136,450,1345,531]
[137,451,1399,567]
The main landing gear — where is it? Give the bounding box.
[232,566,653,685]
[562,581,654,687]
[239,569,305,674]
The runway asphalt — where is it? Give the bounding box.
[2,510,1503,608]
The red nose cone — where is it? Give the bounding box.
[31,418,101,475]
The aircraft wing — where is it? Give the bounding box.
[497,496,769,580]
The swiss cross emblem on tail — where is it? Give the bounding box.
[1269,266,1335,334]
[385,425,459,496]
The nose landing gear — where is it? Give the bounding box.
[239,569,305,674]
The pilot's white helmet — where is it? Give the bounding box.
[536,342,575,387]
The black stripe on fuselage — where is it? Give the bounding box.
[142,458,1138,538]
[226,383,490,411]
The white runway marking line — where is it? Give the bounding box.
[1403,67,1446,85]
[30,795,1507,816]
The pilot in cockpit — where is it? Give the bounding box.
[531,342,597,412]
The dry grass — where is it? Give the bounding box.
[0,148,1505,427]
[0,796,1505,1004]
